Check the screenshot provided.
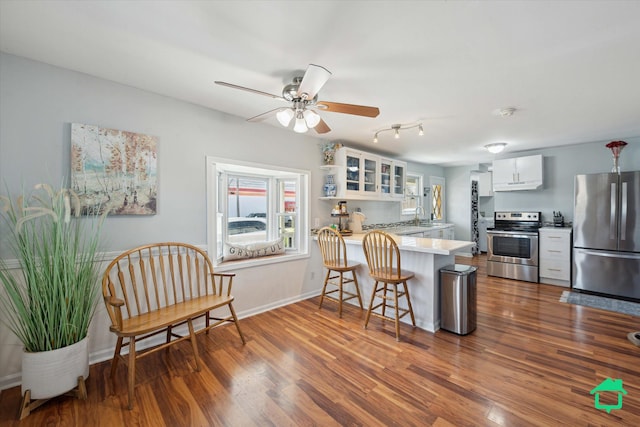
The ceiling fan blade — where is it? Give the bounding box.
[316,101,380,118]
[215,81,285,100]
[313,118,331,134]
[296,64,332,100]
[247,107,287,122]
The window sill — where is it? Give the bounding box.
[214,251,310,272]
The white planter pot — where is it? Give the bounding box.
[21,337,90,399]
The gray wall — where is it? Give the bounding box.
[0,52,327,255]
[445,139,640,242]
[493,141,640,222]
[0,52,333,386]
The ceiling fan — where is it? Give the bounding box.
[215,64,380,134]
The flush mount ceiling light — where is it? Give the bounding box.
[485,143,508,154]
[373,123,424,143]
[499,107,517,117]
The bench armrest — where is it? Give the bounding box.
[106,296,125,330]
[212,272,236,296]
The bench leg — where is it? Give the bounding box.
[166,325,172,344]
[111,336,123,380]
[228,303,246,344]
[127,337,136,410]
[187,319,202,372]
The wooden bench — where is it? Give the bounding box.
[101,242,245,409]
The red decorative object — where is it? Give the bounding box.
[606,140,627,173]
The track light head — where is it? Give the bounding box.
[373,122,424,142]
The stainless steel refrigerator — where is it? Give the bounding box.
[573,171,640,300]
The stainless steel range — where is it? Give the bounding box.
[487,211,542,283]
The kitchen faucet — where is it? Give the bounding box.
[414,205,426,225]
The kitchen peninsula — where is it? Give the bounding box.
[336,233,474,332]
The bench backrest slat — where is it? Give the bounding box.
[102,243,217,324]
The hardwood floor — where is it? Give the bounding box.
[1,254,639,426]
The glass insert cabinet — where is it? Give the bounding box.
[322,147,406,200]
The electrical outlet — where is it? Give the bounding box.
[310,272,315,280]
[313,217,320,228]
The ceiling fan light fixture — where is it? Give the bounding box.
[418,124,424,136]
[216,64,379,135]
[485,142,507,154]
[373,133,379,143]
[293,112,308,133]
[303,109,321,128]
[276,108,294,127]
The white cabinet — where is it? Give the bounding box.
[332,148,379,198]
[443,225,455,240]
[393,162,406,198]
[478,172,494,197]
[492,154,543,191]
[423,225,455,239]
[326,147,406,201]
[539,227,572,287]
[380,158,393,197]
[380,157,406,199]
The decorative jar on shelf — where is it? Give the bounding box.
[321,142,342,165]
[323,174,337,197]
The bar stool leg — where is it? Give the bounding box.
[319,269,331,309]
[352,270,363,309]
[394,284,401,341]
[381,283,388,318]
[403,281,416,326]
[338,271,344,318]
[364,281,379,329]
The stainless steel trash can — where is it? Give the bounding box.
[440,264,477,335]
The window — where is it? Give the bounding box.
[206,157,309,269]
[402,173,424,216]
[430,176,445,222]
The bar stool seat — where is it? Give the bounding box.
[317,227,363,317]
[362,230,416,341]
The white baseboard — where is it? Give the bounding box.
[456,252,473,258]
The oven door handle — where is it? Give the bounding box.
[487,230,539,238]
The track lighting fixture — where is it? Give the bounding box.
[373,122,424,143]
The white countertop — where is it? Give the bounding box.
[340,233,474,256]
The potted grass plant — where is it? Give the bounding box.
[0,183,105,418]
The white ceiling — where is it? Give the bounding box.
[1,1,639,166]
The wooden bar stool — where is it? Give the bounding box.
[361,230,416,341]
[317,227,363,317]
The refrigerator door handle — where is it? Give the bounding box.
[577,249,640,260]
[621,181,627,240]
[610,182,616,240]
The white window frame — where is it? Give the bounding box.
[402,172,424,216]
[206,156,310,271]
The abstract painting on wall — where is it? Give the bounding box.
[71,123,158,215]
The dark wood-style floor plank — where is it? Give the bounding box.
[1,254,639,426]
